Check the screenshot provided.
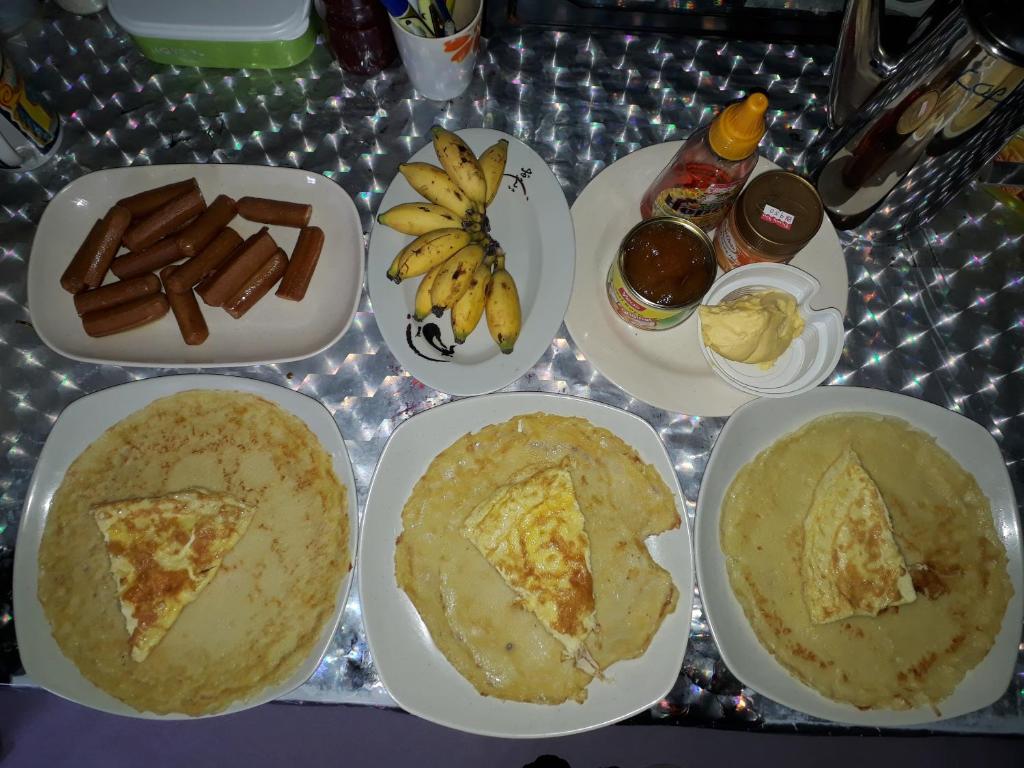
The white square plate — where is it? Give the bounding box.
[359,392,694,738]
[28,164,364,367]
[12,374,358,719]
[694,386,1023,726]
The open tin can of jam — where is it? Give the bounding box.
[606,217,716,331]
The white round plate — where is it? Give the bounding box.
[359,392,694,738]
[566,145,848,417]
[28,164,364,367]
[12,374,359,719]
[367,129,575,396]
[694,387,1023,726]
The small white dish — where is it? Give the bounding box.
[694,387,1023,726]
[12,374,359,719]
[566,146,848,417]
[359,392,693,738]
[696,263,844,397]
[28,164,364,367]
[367,129,575,396]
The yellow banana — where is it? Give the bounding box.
[431,127,487,208]
[414,261,446,321]
[486,267,521,354]
[430,243,485,316]
[398,162,477,218]
[377,203,464,235]
[387,228,471,283]
[478,139,508,207]
[451,263,492,343]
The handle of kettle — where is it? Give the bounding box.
[827,0,898,130]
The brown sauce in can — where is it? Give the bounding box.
[621,218,716,307]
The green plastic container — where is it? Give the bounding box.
[108,0,316,69]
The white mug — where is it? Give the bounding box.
[389,0,483,101]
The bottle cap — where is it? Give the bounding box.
[709,93,768,161]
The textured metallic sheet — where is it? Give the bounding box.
[1,9,1021,734]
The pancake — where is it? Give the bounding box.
[801,448,916,624]
[721,413,1012,711]
[395,413,679,704]
[38,390,350,716]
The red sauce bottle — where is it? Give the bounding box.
[641,93,768,232]
[322,0,398,76]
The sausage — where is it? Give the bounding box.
[225,249,288,319]
[122,187,206,252]
[237,196,312,228]
[159,266,209,345]
[110,236,182,279]
[73,274,161,316]
[175,194,237,257]
[116,178,198,219]
[60,205,132,294]
[81,293,169,337]
[276,226,324,302]
[165,227,242,294]
[196,228,277,307]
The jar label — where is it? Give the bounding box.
[652,180,742,229]
[760,203,794,231]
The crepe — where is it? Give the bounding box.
[721,413,1012,711]
[801,448,916,624]
[396,414,679,704]
[38,391,350,716]
[93,489,255,662]
[462,465,597,669]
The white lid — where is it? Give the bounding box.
[697,263,844,398]
[109,0,309,42]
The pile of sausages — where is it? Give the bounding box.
[59,178,325,344]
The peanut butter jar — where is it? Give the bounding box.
[713,170,823,271]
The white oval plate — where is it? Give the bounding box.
[367,129,575,396]
[694,387,1023,726]
[566,145,848,417]
[359,392,693,738]
[28,164,364,367]
[12,374,358,719]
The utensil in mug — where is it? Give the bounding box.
[388,0,481,100]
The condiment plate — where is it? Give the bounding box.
[367,129,575,396]
[12,374,359,719]
[694,387,1023,726]
[566,146,848,417]
[359,392,694,738]
[28,164,364,367]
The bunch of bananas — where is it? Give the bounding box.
[379,127,522,354]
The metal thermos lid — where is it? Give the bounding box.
[965,0,1024,67]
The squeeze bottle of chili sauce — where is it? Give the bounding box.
[641,93,768,232]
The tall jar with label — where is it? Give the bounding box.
[640,93,768,232]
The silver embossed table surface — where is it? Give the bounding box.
[2,9,1022,735]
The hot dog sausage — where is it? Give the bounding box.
[73,274,161,316]
[60,205,132,294]
[237,196,312,228]
[175,194,237,256]
[224,249,288,319]
[110,236,182,280]
[165,227,242,294]
[276,226,324,302]
[159,266,209,345]
[81,293,169,337]
[116,178,198,219]
[196,228,277,307]
[123,187,206,252]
